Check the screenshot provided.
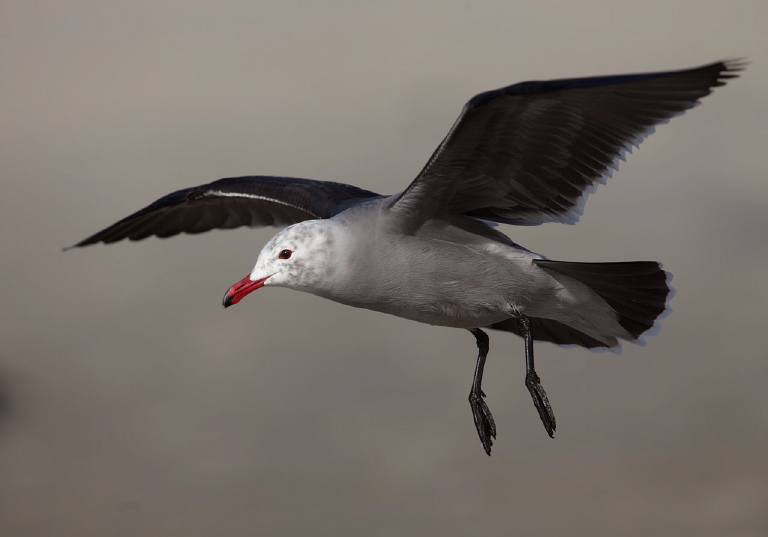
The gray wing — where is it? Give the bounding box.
[388,60,744,226]
[67,176,380,248]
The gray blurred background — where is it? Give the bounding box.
[2,1,767,535]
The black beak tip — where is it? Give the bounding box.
[222,294,234,308]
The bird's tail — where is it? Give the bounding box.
[489,260,673,350]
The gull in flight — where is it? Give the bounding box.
[69,60,743,454]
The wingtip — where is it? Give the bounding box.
[717,58,749,79]
[62,240,88,252]
[722,57,749,69]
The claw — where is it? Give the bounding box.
[469,390,496,455]
[525,372,556,437]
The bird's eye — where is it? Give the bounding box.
[278,249,293,260]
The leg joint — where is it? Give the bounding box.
[469,328,489,353]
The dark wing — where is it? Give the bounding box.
[387,60,745,226]
[67,176,380,249]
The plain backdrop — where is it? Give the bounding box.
[2,1,767,536]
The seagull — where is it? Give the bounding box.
[69,60,743,455]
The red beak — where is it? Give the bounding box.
[222,274,271,308]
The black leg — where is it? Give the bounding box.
[517,315,556,438]
[468,328,497,456]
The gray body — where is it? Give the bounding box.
[313,200,625,344]
[247,191,636,350]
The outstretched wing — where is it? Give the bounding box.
[388,60,744,226]
[67,176,380,249]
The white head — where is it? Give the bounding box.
[222,220,336,307]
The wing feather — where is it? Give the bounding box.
[67,176,380,249]
[388,60,745,227]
